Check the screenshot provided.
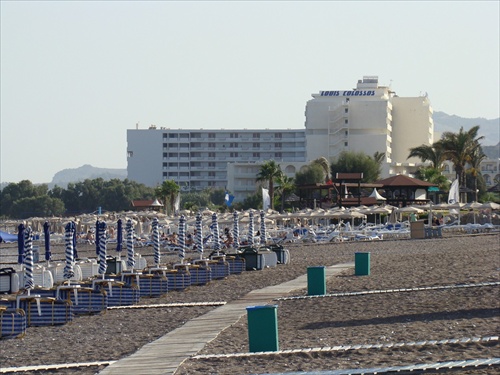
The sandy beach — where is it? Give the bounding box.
[0,233,499,374]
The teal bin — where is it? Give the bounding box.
[246,305,279,352]
[307,266,326,295]
[355,252,370,276]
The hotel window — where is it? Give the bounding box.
[345,130,348,136]
[275,133,282,139]
[344,142,348,147]
[344,108,348,113]
[230,152,239,157]
[275,142,282,148]
[209,142,216,148]
[209,152,215,158]
[230,132,238,138]
[253,133,260,138]
[208,133,215,138]
[275,152,282,158]
[345,119,348,124]
[253,143,260,148]
[253,152,260,157]
[127,151,133,157]
[208,162,215,167]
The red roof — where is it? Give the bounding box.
[131,200,156,208]
[375,175,436,187]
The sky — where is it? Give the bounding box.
[1,1,499,184]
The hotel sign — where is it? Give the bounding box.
[320,90,375,97]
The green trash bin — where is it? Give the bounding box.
[307,266,326,295]
[246,305,279,352]
[355,252,370,276]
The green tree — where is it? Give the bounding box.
[436,125,484,190]
[311,157,330,182]
[294,164,325,186]
[0,180,49,217]
[11,196,65,219]
[330,151,381,182]
[466,146,487,202]
[155,180,180,215]
[256,160,283,210]
[407,144,445,170]
[275,174,295,213]
[414,167,449,191]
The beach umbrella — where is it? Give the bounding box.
[232,211,240,249]
[95,220,101,256]
[72,221,78,260]
[43,221,51,264]
[63,222,75,281]
[116,219,123,256]
[17,223,25,265]
[152,218,160,266]
[247,211,254,247]
[98,221,107,275]
[23,226,34,292]
[260,210,267,245]
[195,212,203,259]
[211,213,221,255]
[126,219,135,269]
[178,215,186,262]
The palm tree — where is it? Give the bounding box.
[155,179,180,215]
[436,125,484,191]
[311,157,330,182]
[256,160,283,210]
[407,144,445,170]
[275,174,295,213]
[466,146,486,202]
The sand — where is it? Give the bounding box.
[0,233,499,374]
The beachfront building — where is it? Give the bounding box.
[127,76,437,203]
[304,76,434,177]
[127,127,306,194]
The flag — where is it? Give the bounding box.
[224,191,234,207]
[174,192,180,212]
[262,188,270,210]
[448,179,459,204]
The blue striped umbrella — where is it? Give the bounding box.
[248,211,254,247]
[178,215,186,262]
[95,220,101,256]
[17,223,25,265]
[152,218,160,266]
[43,221,51,263]
[98,221,107,275]
[72,221,78,260]
[212,213,221,255]
[260,210,267,245]
[232,211,240,249]
[126,219,135,269]
[64,222,75,281]
[195,212,203,259]
[116,219,123,254]
[23,226,34,291]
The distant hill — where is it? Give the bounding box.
[433,111,499,147]
[49,164,127,188]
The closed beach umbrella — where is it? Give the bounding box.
[72,221,78,260]
[64,222,75,281]
[95,220,101,256]
[248,211,254,247]
[24,226,34,291]
[195,212,203,259]
[126,219,135,269]
[232,211,240,249]
[178,215,186,262]
[260,210,267,245]
[116,219,123,254]
[43,221,51,263]
[98,221,107,275]
[212,213,221,255]
[152,218,160,266]
[17,223,25,265]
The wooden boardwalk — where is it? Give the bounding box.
[99,263,353,375]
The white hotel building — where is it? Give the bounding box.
[127,76,435,202]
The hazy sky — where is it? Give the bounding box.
[1,1,499,184]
